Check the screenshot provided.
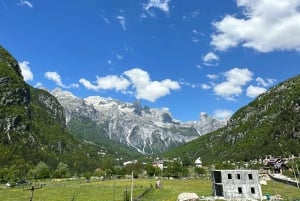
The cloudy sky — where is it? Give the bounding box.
[1,0,299,121]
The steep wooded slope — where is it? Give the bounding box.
[0,46,103,175]
[165,75,300,163]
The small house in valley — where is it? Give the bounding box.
[194,157,202,168]
[211,169,262,200]
[153,159,164,170]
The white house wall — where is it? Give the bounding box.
[212,170,262,200]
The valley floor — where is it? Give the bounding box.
[0,177,299,201]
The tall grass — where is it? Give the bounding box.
[0,178,299,201]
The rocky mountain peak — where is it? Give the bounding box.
[52,88,226,154]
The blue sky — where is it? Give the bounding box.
[1,0,299,121]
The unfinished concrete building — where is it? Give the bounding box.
[211,170,262,200]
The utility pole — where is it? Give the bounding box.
[124,187,128,201]
[130,171,133,201]
[292,165,299,188]
[113,176,116,201]
[23,185,43,201]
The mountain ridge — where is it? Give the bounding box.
[164,74,300,163]
[51,88,226,154]
[0,45,109,179]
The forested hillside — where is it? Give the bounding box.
[0,46,108,182]
[165,75,300,164]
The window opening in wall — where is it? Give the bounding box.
[214,184,224,196]
[213,171,222,183]
[236,174,240,179]
[238,187,242,194]
[228,174,232,179]
[248,174,253,180]
[251,187,255,194]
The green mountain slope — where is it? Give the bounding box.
[67,117,141,158]
[0,46,104,177]
[164,75,300,164]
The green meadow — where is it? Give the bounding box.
[0,178,299,201]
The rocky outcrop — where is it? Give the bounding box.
[0,46,31,143]
[52,88,226,154]
[0,46,99,173]
[166,74,300,163]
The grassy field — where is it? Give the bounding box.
[0,177,299,201]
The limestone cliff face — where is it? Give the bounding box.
[0,46,31,144]
[0,46,92,170]
[52,88,226,154]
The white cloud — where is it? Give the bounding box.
[192,37,199,43]
[45,72,65,87]
[140,13,147,20]
[204,69,275,99]
[244,77,276,98]
[206,74,218,80]
[107,60,112,65]
[192,29,204,43]
[124,68,180,102]
[116,53,124,60]
[202,52,219,66]
[179,81,198,88]
[182,10,200,21]
[79,68,180,102]
[143,0,171,16]
[256,77,276,87]
[192,29,199,35]
[100,10,110,24]
[213,68,253,100]
[117,16,126,31]
[196,64,202,69]
[34,82,43,88]
[19,61,33,81]
[246,85,267,98]
[102,17,110,24]
[18,0,33,8]
[211,0,300,52]
[201,84,211,90]
[45,71,78,89]
[190,10,200,18]
[78,79,98,91]
[79,75,130,91]
[213,109,233,120]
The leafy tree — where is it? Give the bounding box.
[144,163,161,177]
[84,172,91,181]
[113,166,125,177]
[181,154,192,167]
[105,169,113,178]
[172,161,183,178]
[0,168,10,183]
[195,167,206,175]
[163,161,187,178]
[35,161,50,179]
[124,162,143,178]
[102,157,115,171]
[27,168,38,180]
[53,162,69,178]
